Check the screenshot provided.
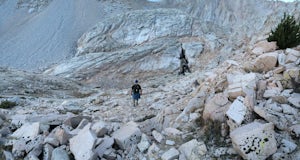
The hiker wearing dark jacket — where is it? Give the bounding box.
[178,46,191,75]
[131,80,142,107]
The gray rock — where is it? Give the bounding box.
[95,136,114,157]
[279,139,297,154]
[254,100,294,130]
[178,139,207,160]
[3,150,14,160]
[112,121,142,150]
[161,147,179,160]
[288,93,300,108]
[44,136,60,147]
[43,144,54,160]
[91,120,109,137]
[290,124,300,137]
[137,134,151,153]
[51,147,70,160]
[152,130,164,143]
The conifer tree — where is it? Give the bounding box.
[267,13,300,49]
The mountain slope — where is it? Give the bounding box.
[0,0,103,71]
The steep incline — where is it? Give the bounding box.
[0,0,103,71]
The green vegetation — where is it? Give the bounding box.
[267,13,300,49]
[0,100,17,109]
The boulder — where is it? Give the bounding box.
[225,96,247,125]
[203,93,231,122]
[227,73,257,99]
[91,120,109,137]
[112,121,142,150]
[43,144,53,160]
[230,122,277,160]
[288,93,300,108]
[286,48,300,57]
[254,100,293,130]
[52,126,72,145]
[161,147,179,160]
[290,124,300,137]
[51,147,70,160]
[252,51,278,72]
[152,130,164,143]
[69,123,97,160]
[178,139,207,160]
[94,136,114,157]
[11,122,40,141]
[137,134,151,153]
[252,40,277,55]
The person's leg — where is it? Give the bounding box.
[186,65,191,73]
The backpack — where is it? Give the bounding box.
[132,84,141,94]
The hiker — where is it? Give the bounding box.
[178,45,191,75]
[131,80,142,106]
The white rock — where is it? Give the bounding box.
[91,120,108,137]
[278,53,286,66]
[138,134,151,153]
[285,53,298,63]
[11,122,40,141]
[152,130,164,143]
[227,73,257,99]
[112,121,142,150]
[288,93,300,108]
[161,147,179,160]
[281,104,297,115]
[178,139,207,159]
[286,48,300,57]
[290,124,300,137]
[163,128,183,136]
[94,136,114,157]
[51,147,70,160]
[166,140,175,146]
[230,122,277,160]
[226,96,247,125]
[280,139,297,154]
[70,123,97,160]
[43,144,53,160]
[263,88,281,98]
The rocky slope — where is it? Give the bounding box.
[0,0,300,160]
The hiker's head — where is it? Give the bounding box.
[135,80,138,83]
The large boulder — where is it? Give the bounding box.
[203,93,231,122]
[252,51,278,72]
[230,122,277,160]
[227,73,257,99]
[69,123,97,160]
[252,40,277,55]
[112,121,142,150]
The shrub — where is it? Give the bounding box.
[0,100,17,109]
[267,13,300,49]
